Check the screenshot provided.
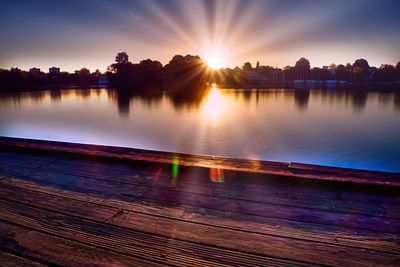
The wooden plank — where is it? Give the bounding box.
[1,158,398,219]
[1,136,399,186]
[288,162,400,186]
[29,165,400,218]
[1,178,399,255]
[0,198,399,267]
[0,221,164,267]
[2,150,400,210]
[0,251,48,267]
[0,200,317,267]
[1,150,400,222]
[290,162,399,177]
[2,167,398,234]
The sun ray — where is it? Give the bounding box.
[142,0,198,50]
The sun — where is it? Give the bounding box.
[202,46,226,70]
[205,54,223,70]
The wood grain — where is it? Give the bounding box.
[1,136,399,186]
[2,167,397,233]
[0,137,399,267]
[1,178,399,255]
[0,221,164,267]
[0,251,48,267]
[1,155,399,219]
[0,200,317,267]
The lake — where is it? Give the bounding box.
[0,87,399,172]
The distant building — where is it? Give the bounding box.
[10,67,21,72]
[29,67,41,73]
[294,80,305,84]
[306,80,317,84]
[244,70,261,81]
[323,66,329,70]
[326,80,337,84]
[49,67,60,74]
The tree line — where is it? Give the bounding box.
[0,67,101,88]
[1,52,400,91]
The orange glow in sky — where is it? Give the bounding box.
[1,0,399,71]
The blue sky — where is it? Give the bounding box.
[1,0,399,71]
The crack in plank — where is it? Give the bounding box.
[103,208,126,223]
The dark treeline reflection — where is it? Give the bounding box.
[1,88,400,116]
[108,87,163,116]
[294,90,310,111]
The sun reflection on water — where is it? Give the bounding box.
[200,85,227,122]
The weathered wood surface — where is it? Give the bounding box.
[1,136,399,186]
[0,221,164,267]
[1,158,399,225]
[1,151,399,219]
[0,251,48,267]
[0,138,400,266]
[1,178,399,254]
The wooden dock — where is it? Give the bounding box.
[0,137,399,266]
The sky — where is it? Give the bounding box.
[1,0,400,72]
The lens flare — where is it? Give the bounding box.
[172,156,179,184]
[209,168,224,183]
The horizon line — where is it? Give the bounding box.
[2,54,400,73]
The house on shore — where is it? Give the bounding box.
[29,67,41,73]
[49,67,60,74]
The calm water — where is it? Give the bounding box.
[1,87,400,172]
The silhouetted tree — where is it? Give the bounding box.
[79,68,90,76]
[115,52,129,65]
[373,64,397,82]
[109,52,133,87]
[329,63,337,70]
[163,55,205,82]
[163,55,208,98]
[242,62,252,71]
[294,58,311,80]
[336,64,348,81]
[351,59,370,82]
[352,67,364,82]
[311,67,330,81]
[352,59,370,72]
[134,59,163,84]
[395,61,400,81]
[91,69,102,81]
[295,58,311,71]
